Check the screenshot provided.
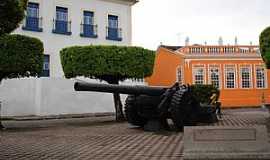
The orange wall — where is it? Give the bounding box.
[146,47,184,86]
[146,47,270,108]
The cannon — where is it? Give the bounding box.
[74,82,218,131]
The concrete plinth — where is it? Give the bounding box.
[184,125,270,160]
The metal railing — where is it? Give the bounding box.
[52,19,72,35]
[22,16,43,32]
[106,27,122,41]
[80,24,98,38]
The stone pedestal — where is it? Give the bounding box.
[184,125,270,160]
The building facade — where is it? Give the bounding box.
[146,44,270,107]
[14,0,136,77]
[0,0,138,117]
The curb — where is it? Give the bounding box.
[1,112,115,121]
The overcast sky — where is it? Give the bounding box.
[132,0,270,50]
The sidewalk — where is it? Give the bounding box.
[0,108,269,160]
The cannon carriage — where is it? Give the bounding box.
[74,82,218,131]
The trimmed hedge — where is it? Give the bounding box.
[60,45,155,82]
[190,84,220,104]
[260,26,270,69]
[0,34,44,80]
[0,0,28,35]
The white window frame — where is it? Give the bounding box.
[208,65,221,89]
[224,64,237,89]
[255,65,267,89]
[176,66,184,85]
[192,65,206,85]
[240,65,252,89]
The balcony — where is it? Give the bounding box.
[80,24,98,38]
[52,19,72,35]
[106,27,122,41]
[22,16,43,32]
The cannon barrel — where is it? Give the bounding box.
[74,82,166,96]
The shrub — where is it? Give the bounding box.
[60,45,155,82]
[0,34,44,81]
[60,45,155,121]
[190,84,220,104]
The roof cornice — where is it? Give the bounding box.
[100,0,138,6]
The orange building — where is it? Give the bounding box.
[146,44,270,108]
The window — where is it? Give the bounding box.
[240,66,251,88]
[106,15,122,41]
[225,66,236,88]
[209,67,220,88]
[84,11,94,25]
[108,15,118,28]
[176,66,183,85]
[56,7,68,21]
[40,55,50,77]
[193,67,204,84]
[80,11,97,38]
[53,7,71,35]
[27,3,39,17]
[22,2,42,32]
[256,66,266,88]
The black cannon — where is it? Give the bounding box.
[74,82,218,131]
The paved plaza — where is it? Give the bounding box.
[0,108,269,160]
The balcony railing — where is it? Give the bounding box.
[80,24,98,38]
[52,19,72,35]
[22,16,43,32]
[106,27,122,41]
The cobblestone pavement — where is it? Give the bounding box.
[0,108,269,160]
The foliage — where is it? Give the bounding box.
[60,45,155,83]
[190,84,220,104]
[0,0,28,35]
[0,34,44,81]
[259,26,270,69]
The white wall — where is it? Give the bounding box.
[0,78,144,116]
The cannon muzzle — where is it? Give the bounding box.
[74,82,166,96]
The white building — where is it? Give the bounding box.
[0,0,139,117]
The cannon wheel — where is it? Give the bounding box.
[170,89,197,131]
[124,95,147,127]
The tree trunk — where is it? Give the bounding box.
[113,93,125,121]
[108,80,125,122]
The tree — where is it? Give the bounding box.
[0,0,28,36]
[60,45,155,121]
[0,34,44,128]
[259,26,270,69]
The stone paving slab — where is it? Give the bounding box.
[0,108,269,160]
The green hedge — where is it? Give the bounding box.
[0,34,44,80]
[60,45,155,82]
[190,84,220,104]
[0,0,28,35]
[260,26,270,69]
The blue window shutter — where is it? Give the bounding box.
[108,15,119,40]
[108,15,118,28]
[26,2,39,30]
[55,7,68,33]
